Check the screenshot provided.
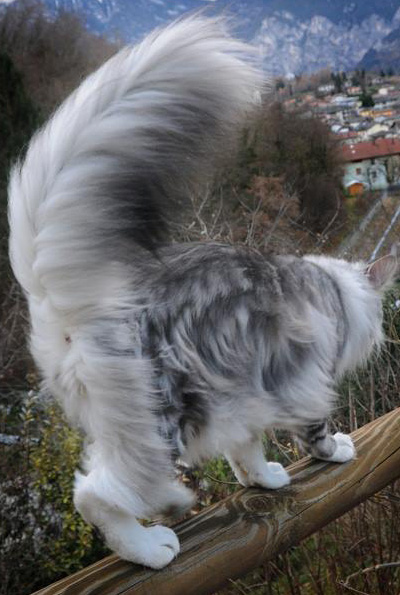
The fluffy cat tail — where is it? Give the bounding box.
[8,16,262,314]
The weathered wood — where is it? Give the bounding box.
[33,407,400,595]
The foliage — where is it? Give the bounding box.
[183,102,345,258]
[29,402,102,576]
[0,52,40,382]
[351,68,366,87]
[0,51,39,174]
[254,102,345,232]
[0,50,40,289]
[330,71,346,94]
[360,91,375,108]
[0,395,108,595]
[192,456,239,510]
[0,0,117,113]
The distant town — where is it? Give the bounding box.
[276,71,400,196]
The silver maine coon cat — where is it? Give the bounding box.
[8,16,398,569]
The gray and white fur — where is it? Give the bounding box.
[8,16,398,568]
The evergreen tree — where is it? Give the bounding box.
[0,51,40,298]
[331,72,343,93]
[360,92,375,108]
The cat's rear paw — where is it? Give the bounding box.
[137,525,180,569]
[325,432,355,463]
[246,462,291,490]
[160,482,196,518]
[107,521,180,569]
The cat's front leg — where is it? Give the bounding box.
[225,436,291,489]
[296,420,356,463]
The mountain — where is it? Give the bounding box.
[358,26,400,72]
[250,1,400,75]
[4,0,400,75]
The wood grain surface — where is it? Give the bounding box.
[33,407,400,595]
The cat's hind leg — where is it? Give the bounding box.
[74,468,190,569]
[296,420,356,463]
[73,432,195,568]
[59,328,195,569]
[225,437,291,489]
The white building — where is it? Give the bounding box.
[342,138,400,193]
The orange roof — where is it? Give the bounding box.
[342,138,400,162]
[336,131,359,140]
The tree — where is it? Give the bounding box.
[0,51,40,283]
[255,103,344,231]
[0,0,117,113]
[351,69,366,87]
[331,72,343,94]
[0,51,41,380]
[360,92,375,108]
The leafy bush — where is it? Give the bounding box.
[0,395,107,595]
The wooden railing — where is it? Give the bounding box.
[33,407,400,595]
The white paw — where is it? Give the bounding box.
[325,432,355,463]
[137,525,180,569]
[107,521,180,569]
[243,462,291,490]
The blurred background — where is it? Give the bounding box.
[1,1,400,593]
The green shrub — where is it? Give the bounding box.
[0,395,107,595]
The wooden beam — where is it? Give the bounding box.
[33,407,400,595]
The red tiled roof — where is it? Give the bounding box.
[342,138,400,162]
[336,131,359,139]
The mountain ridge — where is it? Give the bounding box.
[3,0,400,74]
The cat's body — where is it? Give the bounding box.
[8,16,397,568]
[126,242,382,464]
